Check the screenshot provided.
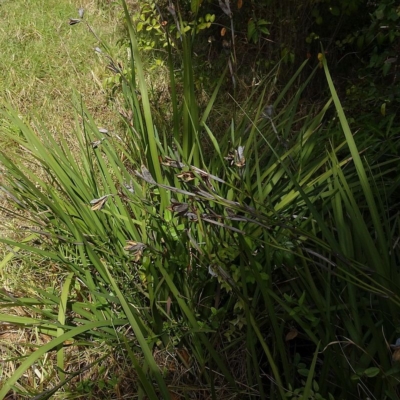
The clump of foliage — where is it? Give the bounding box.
[127,0,399,146]
[1,1,400,399]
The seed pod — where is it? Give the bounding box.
[224,151,235,165]
[124,183,135,194]
[107,62,120,74]
[98,127,109,135]
[91,139,104,149]
[124,241,146,261]
[186,212,198,221]
[177,171,196,182]
[69,18,81,26]
[124,240,146,252]
[168,199,189,215]
[161,156,185,169]
[90,195,111,211]
[140,165,157,185]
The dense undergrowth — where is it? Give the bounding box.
[1,1,400,399]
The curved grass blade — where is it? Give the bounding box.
[0,321,122,399]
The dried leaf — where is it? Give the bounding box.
[221,27,227,36]
[118,108,133,125]
[177,348,190,365]
[225,207,257,224]
[90,195,111,211]
[237,145,245,159]
[201,213,215,220]
[285,329,298,341]
[166,296,172,315]
[91,140,101,149]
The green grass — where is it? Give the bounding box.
[0,0,121,153]
[1,1,400,399]
[0,1,140,397]
[0,0,124,265]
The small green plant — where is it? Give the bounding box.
[132,1,215,50]
[247,18,271,44]
[286,381,335,400]
[135,1,168,50]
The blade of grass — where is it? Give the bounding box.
[321,52,389,273]
[103,260,171,400]
[57,272,74,382]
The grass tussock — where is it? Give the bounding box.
[1,1,400,399]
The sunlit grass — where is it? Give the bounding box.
[0,0,122,154]
[0,1,138,397]
[0,0,124,259]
